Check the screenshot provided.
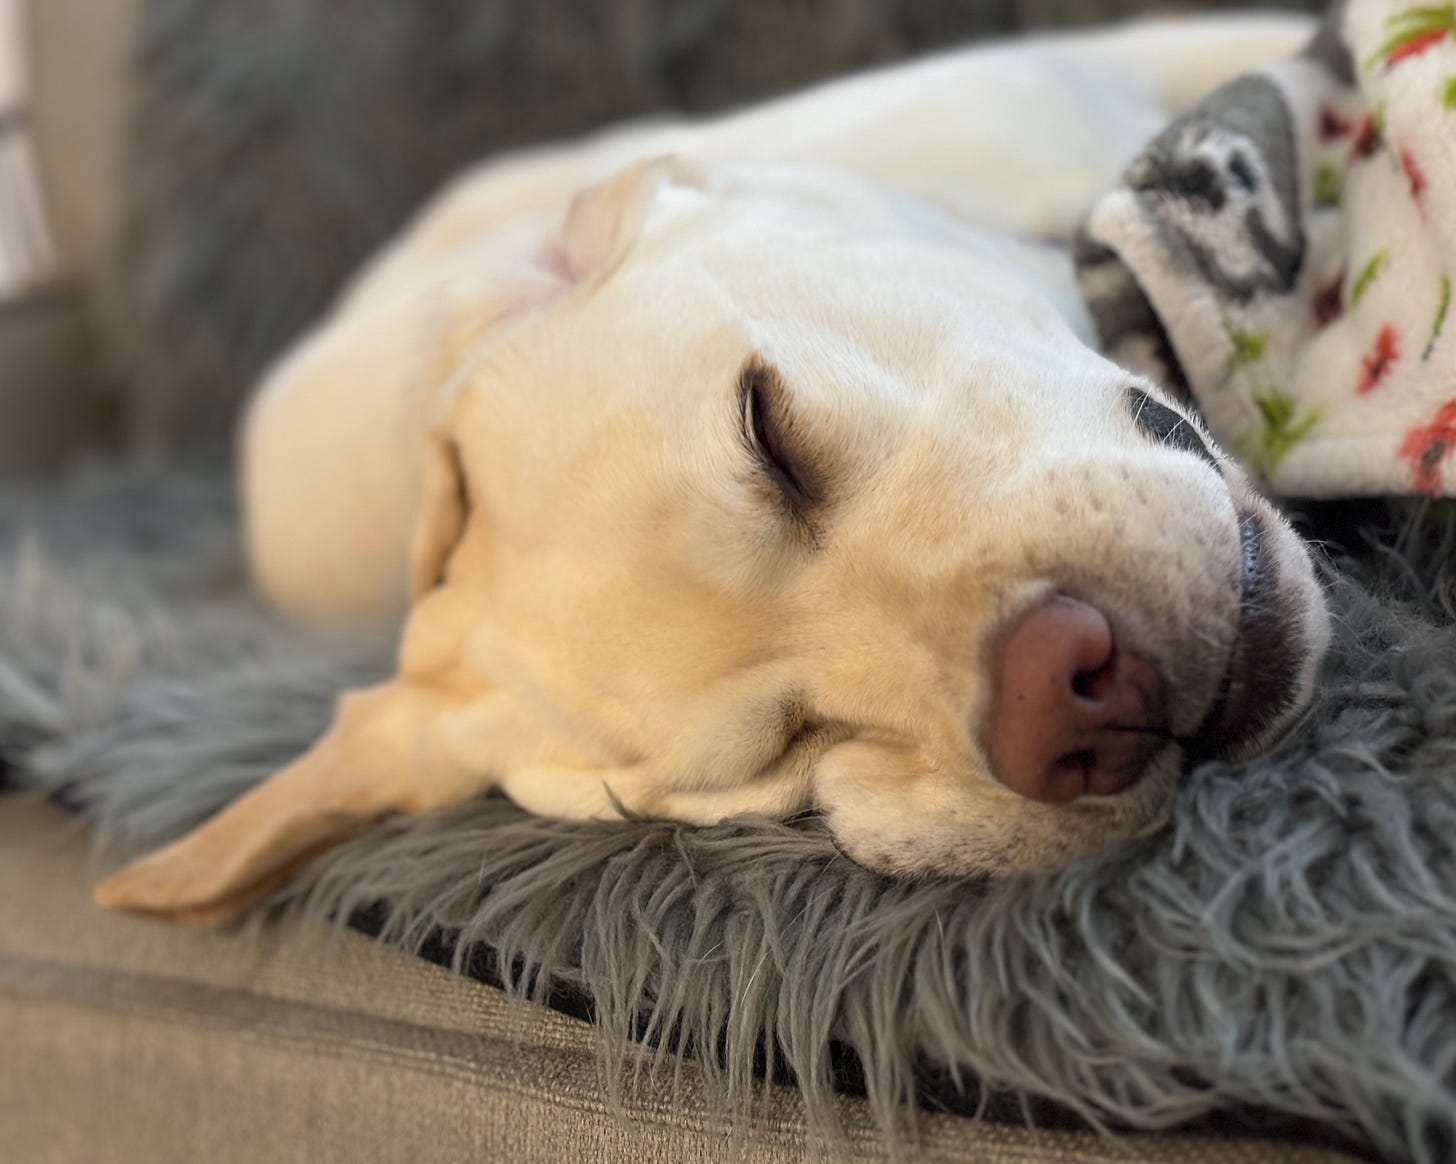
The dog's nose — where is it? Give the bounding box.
[986,596,1163,804]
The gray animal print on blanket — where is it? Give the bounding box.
[1303,0,1353,84]
[1126,74,1305,303]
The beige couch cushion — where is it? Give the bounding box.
[26,0,136,278]
[0,795,1363,1163]
[0,1,136,478]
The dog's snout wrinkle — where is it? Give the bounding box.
[986,596,1166,805]
[1127,385,1220,469]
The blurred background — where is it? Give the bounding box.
[0,0,1320,480]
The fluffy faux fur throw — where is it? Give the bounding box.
[2,469,1453,1162]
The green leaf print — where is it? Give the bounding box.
[1313,164,1342,209]
[1424,274,1451,359]
[1250,391,1323,475]
[1350,250,1390,308]
[1227,328,1268,369]
[1444,76,1456,109]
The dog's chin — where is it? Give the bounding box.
[826,749,1181,883]
[1009,748,1181,869]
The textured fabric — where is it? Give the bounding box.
[1077,1,1456,498]
[0,797,1365,1164]
[4,471,1451,1161]
[0,0,134,475]
[27,0,138,277]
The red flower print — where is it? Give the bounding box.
[1314,270,1345,327]
[1369,7,1456,71]
[1319,105,1353,140]
[1398,398,1456,495]
[1350,116,1382,161]
[1400,147,1428,205]
[1387,27,1449,65]
[1357,325,1401,394]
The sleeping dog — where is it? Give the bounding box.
[96,12,1330,923]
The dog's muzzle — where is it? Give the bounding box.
[983,511,1313,803]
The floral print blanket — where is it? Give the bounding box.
[1076,1,1456,498]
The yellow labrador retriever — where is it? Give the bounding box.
[97,13,1330,923]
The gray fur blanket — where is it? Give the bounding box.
[2,468,1454,1162]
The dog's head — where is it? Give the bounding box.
[98,156,1331,921]
[375,156,1328,877]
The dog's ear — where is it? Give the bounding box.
[413,154,705,598]
[552,154,705,282]
[92,158,709,925]
[409,425,469,599]
[92,678,475,924]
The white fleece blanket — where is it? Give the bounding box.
[1077,0,1456,498]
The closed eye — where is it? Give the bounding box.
[738,359,823,523]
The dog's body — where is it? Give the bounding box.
[97,13,1331,922]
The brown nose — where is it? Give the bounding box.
[986,596,1163,804]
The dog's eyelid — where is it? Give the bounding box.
[737,359,824,516]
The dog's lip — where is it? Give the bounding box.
[1184,510,1305,762]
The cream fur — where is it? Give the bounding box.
[96,13,1330,920]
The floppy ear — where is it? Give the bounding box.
[94,156,706,925]
[91,680,473,924]
[97,392,478,922]
[413,152,705,592]
[416,153,705,598]
[552,153,706,281]
[409,427,469,599]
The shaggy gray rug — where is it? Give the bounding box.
[2,468,1454,1162]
